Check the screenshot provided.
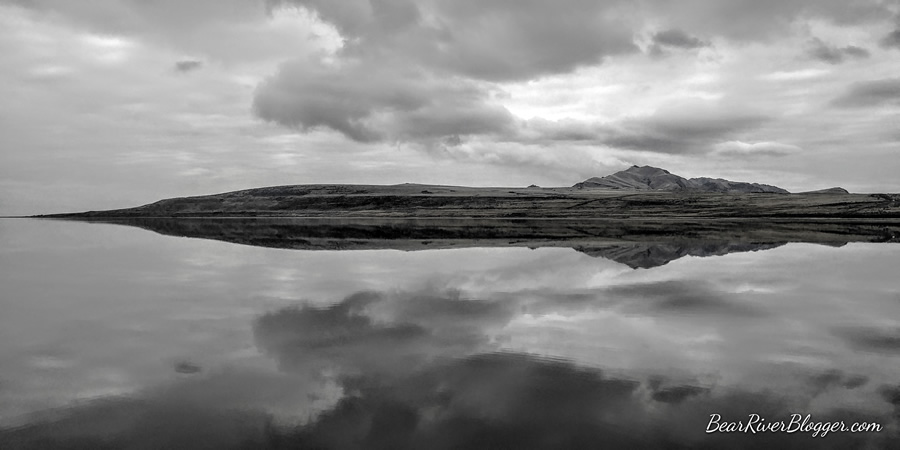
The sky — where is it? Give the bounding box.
[1,0,899,215]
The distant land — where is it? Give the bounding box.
[39,165,896,219]
[35,165,900,267]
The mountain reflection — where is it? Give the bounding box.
[68,217,900,269]
[576,242,787,269]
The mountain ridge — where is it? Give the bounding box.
[574,165,790,194]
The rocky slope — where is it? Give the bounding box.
[574,165,789,193]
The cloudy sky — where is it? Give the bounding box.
[1,0,899,215]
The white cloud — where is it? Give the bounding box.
[761,68,831,81]
[713,140,803,157]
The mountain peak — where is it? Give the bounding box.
[575,166,789,193]
[624,165,671,175]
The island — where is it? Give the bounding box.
[37,166,900,268]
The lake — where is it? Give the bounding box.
[1,218,899,449]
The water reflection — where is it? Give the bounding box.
[1,219,899,448]
[2,351,895,449]
[74,217,900,268]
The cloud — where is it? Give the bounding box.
[253,289,515,376]
[833,326,900,353]
[650,384,709,404]
[253,59,517,143]
[713,140,802,157]
[881,29,900,49]
[806,38,870,64]
[652,29,708,49]
[4,352,895,449]
[880,384,900,408]
[516,118,608,143]
[606,280,768,318]
[248,0,894,150]
[604,103,771,154]
[8,0,339,64]
[647,28,708,56]
[831,78,900,108]
[271,0,639,82]
[426,139,626,185]
[21,0,896,68]
[760,68,831,81]
[0,368,335,449]
[806,369,868,395]
[174,59,202,73]
[515,100,772,154]
[640,0,894,42]
[252,0,642,143]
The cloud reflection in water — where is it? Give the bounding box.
[2,220,900,448]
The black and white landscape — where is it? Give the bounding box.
[2,1,900,449]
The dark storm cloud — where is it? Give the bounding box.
[831,78,900,108]
[806,38,870,64]
[174,59,203,73]
[253,59,517,143]
[882,29,900,49]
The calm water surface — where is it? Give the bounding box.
[1,219,899,448]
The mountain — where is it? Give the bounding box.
[800,187,850,194]
[574,165,789,194]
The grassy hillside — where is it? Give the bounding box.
[41,185,900,219]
